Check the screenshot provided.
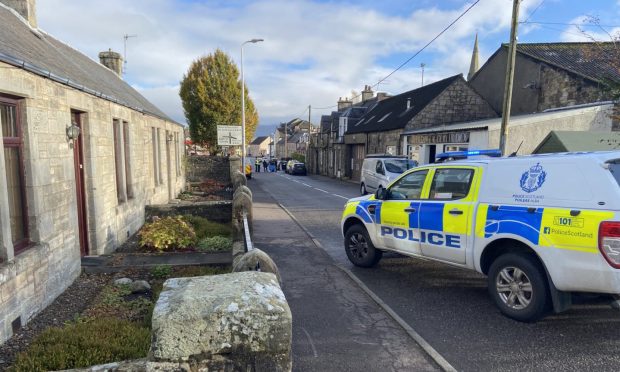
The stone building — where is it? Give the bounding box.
[248,136,271,157]
[469,42,619,115]
[274,118,315,159]
[340,75,497,179]
[0,0,184,343]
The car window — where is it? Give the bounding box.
[387,170,428,200]
[384,159,418,173]
[375,161,384,174]
[429,168,474,200]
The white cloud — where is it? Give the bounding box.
[36,0,535,131]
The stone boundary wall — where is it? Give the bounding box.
[145,201,232,224]
[187,156,232,185]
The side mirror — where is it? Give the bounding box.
[375,188,387,200]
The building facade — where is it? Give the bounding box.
[0,0,184,343]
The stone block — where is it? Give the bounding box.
[231,171,247,190]
[233,185,252,201]
[151,272,291,371]
[232,249,282,285]
[232,193,252,232]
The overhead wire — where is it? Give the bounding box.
[306,0,481,113]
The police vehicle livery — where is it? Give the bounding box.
[341,151,620,321]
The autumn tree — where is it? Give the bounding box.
[179,49,259,152]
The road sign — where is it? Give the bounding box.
[217,125,242,146]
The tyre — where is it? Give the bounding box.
[487,253,550,322]
[360,183,367,195]
[344,224,383,267]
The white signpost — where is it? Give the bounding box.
[217,125,243,146]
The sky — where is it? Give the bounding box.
[36,0,620,138]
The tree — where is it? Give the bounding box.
[179,49,259,152]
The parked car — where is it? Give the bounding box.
[342,151,620,322]
[286,160,299,174]
[290,162,307,176]
[360,155,418,195]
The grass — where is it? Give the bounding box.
[9,318,150,372]
[182,215,231,239]
[9,265,231,371]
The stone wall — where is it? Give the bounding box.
[145,201,232,224]
[538,65,607,112]
[406,78,498,131]
[367,129,402,155]
[0,60,185,344]
[186,156,232,185]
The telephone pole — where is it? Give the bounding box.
[283,122,288,159]
[308,104,311,125]
[499,0,521,155]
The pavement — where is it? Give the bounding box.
[250,181,441,372]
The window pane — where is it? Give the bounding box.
[1,104,17,137]
[4,147,25,243]
[388,170,428,200]
[430,168,474,200]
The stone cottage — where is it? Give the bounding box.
[0,0,185,343]
[341,74,497,179]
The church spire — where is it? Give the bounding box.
[467,33,479,81]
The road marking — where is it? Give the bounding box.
[332,194,348,199]
[302,183,311,187]
[274,201,458,372]
[301,327,319,358]
[314,188,329,193]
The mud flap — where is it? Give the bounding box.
[545,269,572,313]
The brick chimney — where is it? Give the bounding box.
[1,0,37,28]
[361,85,374,102]
[98,49,123,77]
[376,92,390,101]
[337,97,352,111]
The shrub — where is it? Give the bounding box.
[9,318,150,372]
[139,216,196,251]
[182,215,231,239]
[150,265,173,279]
[196,236,233,252]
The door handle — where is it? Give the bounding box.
[404,208,417,213]
[449,209,463,215]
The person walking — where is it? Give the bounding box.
[263,159,268,172]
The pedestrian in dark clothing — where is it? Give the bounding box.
[263,160,268,172]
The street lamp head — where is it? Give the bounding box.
[245,38,264,44]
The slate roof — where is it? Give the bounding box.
[346,74,462,134]
[517,43,620,84]
[472,42,620,85]
[250,136,269,145]
[532,130,620,154]
[0,4,175,123]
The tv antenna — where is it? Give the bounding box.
[123,34,138,74]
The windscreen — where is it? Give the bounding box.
[608,160,620,186]
[384,159,418,174]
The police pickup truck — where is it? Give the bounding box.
[341,151,620,321]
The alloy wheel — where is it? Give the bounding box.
[495,266,533,310]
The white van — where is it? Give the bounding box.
[360,155,417,195]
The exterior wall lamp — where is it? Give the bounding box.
[66,121,80,146]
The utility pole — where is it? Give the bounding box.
[499,0,521,155]
[308,105,311,125]
[420,63,426,87]
[283,123,288,159]
[123,34,137,75]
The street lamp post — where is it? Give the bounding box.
[241,38,263,172]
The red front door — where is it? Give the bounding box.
[71,111,89,256]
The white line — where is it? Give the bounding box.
[302,183,311,187]
[314,188,329,193]
[301,327,319,358]
[275,201,456,372]
[332,194,349,199]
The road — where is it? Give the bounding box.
[249,170,620,372]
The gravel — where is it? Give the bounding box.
[0,272,111,370]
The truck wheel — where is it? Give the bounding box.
[344,224,382,267]
[360,183,367,195]
[488,253,549,322]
